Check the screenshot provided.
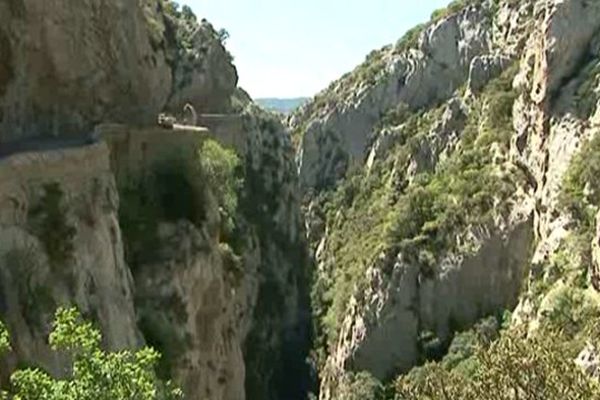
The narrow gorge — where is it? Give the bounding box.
[1,0,600,399]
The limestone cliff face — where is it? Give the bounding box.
[292,0,531,190]
[293,0,600,398]
[0,143,139,382]
[0,3,306,399]
[0,0,237,143]
[509,0,600,325]
[0,120,309,400]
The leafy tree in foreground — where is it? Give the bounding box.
[0,308,182,400]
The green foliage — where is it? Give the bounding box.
[162,0,181,18]
[376,102,411,130]
[537,285,600,339]
[337,372,384,400]
[198,139,243,238]
[28,183,76,269]
[1,308,182,400]
[573,57,600,119]
[395,327,600,399]
[430,0,486,21]
[0,321,10,355]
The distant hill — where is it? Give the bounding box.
[255,97,309,114]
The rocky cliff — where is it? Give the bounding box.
[0,143,139,383]
[0,0,237,142]
[292,0,600,398]
[0,2,310,400]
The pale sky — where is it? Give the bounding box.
[186,0,452,98]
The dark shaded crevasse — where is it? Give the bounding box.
[0,31,13,100]
[241,155,316,400]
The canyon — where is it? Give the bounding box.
[1,0,600,399]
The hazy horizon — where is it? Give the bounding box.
[187,0,451,99]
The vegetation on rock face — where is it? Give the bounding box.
[339,311,600,399]
[0,321,9,354]
[311,64,522,354]
[118,156,198,268]
[395,326,600,399]
[118,139,243,268]
[27,183,76,269]
[198,138,243,239]
[119,139,244,382]
[371,61,600,400]
[293,0,498,140]
[561,134,600,231]
[0,308,182,400]
[573,56,600,119]
[238,108,315,400]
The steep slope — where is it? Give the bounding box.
[293,0,600,398]
[291,0,532,190]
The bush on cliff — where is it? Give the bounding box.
[198,138,243,238]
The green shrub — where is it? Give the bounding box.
[0,321,9,354]
[0,308,182,399]
[119,146,230,267]
[394,24,426,53]
[560,134,600,229]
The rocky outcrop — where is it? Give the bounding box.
[0,0,237,143]
[163,15,238,114]
[0,143,139,382]
[0,1,306,400]
[467,54,512,93]
[134,220,251,400]
[105,102,312,400]
[576,343,600,380]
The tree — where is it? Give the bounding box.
[0,308,182,400]
[217,29,230,45]
[395,327,600,399]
